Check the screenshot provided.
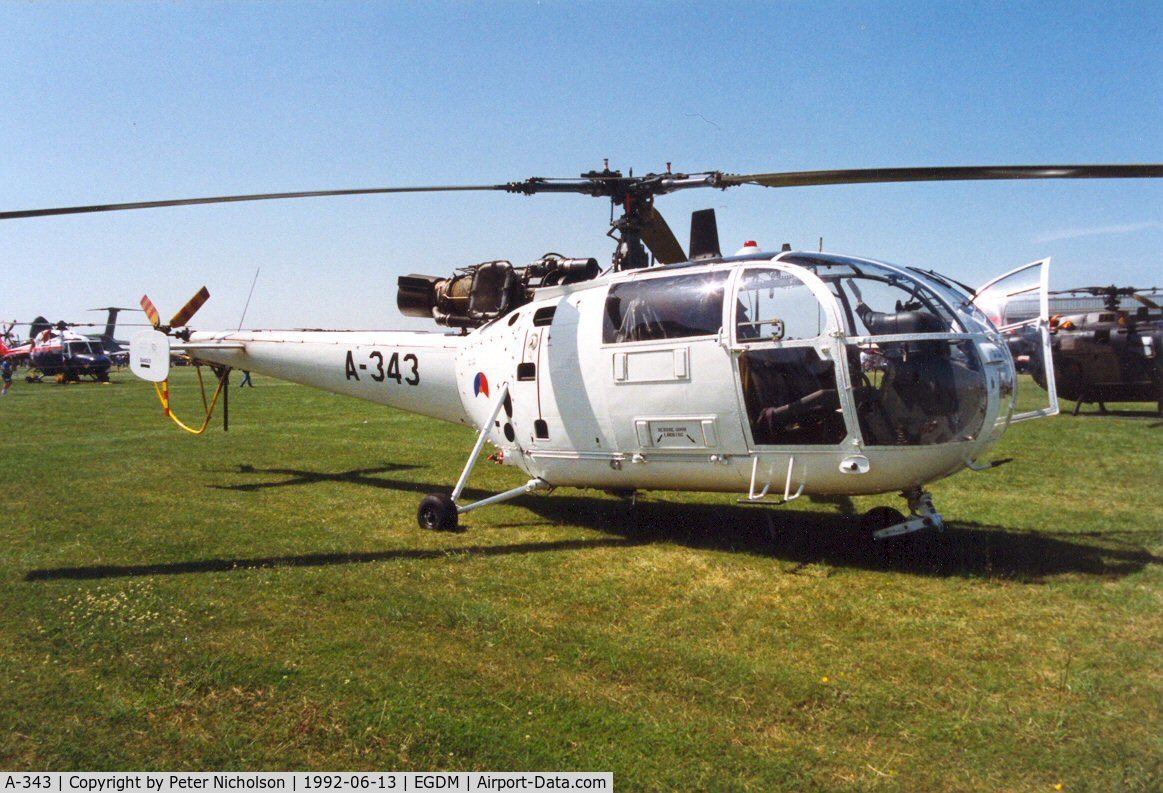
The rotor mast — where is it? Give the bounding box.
[503,162,718,270]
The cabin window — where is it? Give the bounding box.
[67,341,102,355]
[732,268,845,444]
[603,271,730,344]
[777,253,966,335]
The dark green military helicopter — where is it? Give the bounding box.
[1007,285,1162,415]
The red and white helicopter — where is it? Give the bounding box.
[4,163,1161,538]
[1,317,113,382]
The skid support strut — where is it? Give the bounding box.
[416,382,548,531]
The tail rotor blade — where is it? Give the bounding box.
[170,286,210,328]
[140,295,161,329]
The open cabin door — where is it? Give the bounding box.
[973,258,1059,422]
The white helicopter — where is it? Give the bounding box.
[5,163,1161,538]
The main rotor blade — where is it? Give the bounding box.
[1051,286,1137,296]
[0,185,510,220]
[720,164,1163,189]
[5,164,1159,222]
[639,205,687,264]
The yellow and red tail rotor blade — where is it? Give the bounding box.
[169,286,210,328]
[140,295,161,328]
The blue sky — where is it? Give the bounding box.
[2,1,1160,332]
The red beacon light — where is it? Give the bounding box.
[735,240,761,255]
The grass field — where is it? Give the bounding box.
[1,368,1160,790]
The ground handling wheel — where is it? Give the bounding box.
[417,493,458,531]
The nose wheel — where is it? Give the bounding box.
[861,506,907,535]
[862,488,944,540]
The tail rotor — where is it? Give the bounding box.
[140,285,209,331]
[131,286,229,434]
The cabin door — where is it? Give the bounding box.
[973,258,1058,422]
[729,265,853,449]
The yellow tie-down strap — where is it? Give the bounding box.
[153,364,229,435]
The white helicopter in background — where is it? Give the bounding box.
[5,163,1161,538]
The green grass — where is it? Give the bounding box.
[1,368,1160,790]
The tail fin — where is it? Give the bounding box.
[30,316,50,339]
[89,306,137,340]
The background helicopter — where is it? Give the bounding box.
[1028,285,1160,415]
[1,317,113,382]
[1,319,30,350]
[4,162,1162,539]
[0,306,140,382]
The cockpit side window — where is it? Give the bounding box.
[779,253,969,334]
[849,339,987,445]
[603,271,729,344]
[735,268,828,343]
[831,275,960,336]
[739,347,846,445]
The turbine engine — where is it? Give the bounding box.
[397,254,600,328]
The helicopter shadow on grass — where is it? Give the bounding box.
[23,463,641,583]
[24,463,1160,583]
[516,494,1160,582]
[215,462,1158,581]
[205,462,436,493]
[203,461,504,504]
[1066,409,1163,422]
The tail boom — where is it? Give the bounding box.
[182,330,470,425]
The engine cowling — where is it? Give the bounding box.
[397,255,599,328]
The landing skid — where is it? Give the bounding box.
[1072,398,1163,417]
